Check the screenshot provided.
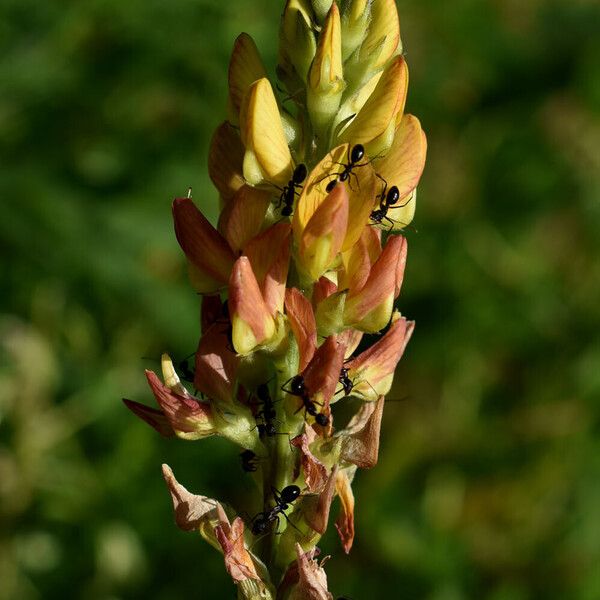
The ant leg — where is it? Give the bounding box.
[279,509,304,535]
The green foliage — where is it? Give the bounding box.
[1,0,599,598]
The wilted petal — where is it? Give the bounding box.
[244,223,292,316]
[285,288,318,372]
[146,369,215,440]
[303,466,338,534]
[291,426,328,492]
[340,396,384,468]
[229,256,276,355]
[161,464,220,535]
[122,399,175,437]
[218,185,271,253]
[343,235,406,332]
[194,323,239,405]
[339,57,408,147]
[228,33,267,120]
[334,469,355,554]
[172,197,236,293]
[288,544,333,600]
[240,78,293,187]
[299,184,349,281]
[215,506,261,584]
[346,313,414,400]
[208,122,246,201]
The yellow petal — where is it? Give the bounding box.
[360,0,401,69]
[338,56,408,146]
[228,33,267,120]
[307,2,345,133]
[293,144,376,253]
[299,184,349,281]
[240,78,293,187]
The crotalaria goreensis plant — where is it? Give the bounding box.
[124,1,426,597]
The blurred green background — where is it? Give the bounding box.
[1,0,599,598]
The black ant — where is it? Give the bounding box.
[370,177,413,228]
[176,353,195,383]
[277,163,307,217]
[240,449,259,472]
[254,383,287,438]
[250,485,301,535]
[339,367,354,396]
[324,144,367,193]
[282,375,329,426]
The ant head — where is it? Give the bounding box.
[386,185,400,206]
[280,485,301,503]
[290,375,305,396]
[293,163,307,184]
[256,383,270,402]
[315,413,329,427]
[340,367,349,378]
[326,179,337,193]
[350,144,365,163]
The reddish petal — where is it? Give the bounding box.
[172,197,236,288]
[218,185,270,253]
[303,466,338,534]
[285,288,318,372]
[341,396,385,468]
[312,276,337,307]
[145,370,214,439]
[208,122,245,201]
[194,323,239,405]
[291,426,328,492]
[122,398,175,437]
[244,223,292,315]
[229,256,276,353]
[302,335,346,408]
[335,470,355,554]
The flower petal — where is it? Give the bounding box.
[285,288,318,372]
[194,323,239,405]
[339,225,381,292]
[172,197,236,293]
[339,56,408,147]
[122,399,175,437]
[161,464,220,534]
[240,78,293,187]
[208,121,246,201]
[145,369,215,440]
[335,470,355,554]
[291,425,328,492]
[360,0,401,70]
[218,184,270,254]
[343,235,406,331]
[346,313,415,400]
[228,33,267,120]
[244,223,292,316]
[303,466,338,534]
[299,184,349,281]
[215,508,261,584]
[340,396,385,468]
[229,256,276,354]
[293,145,376,253]
[288,543,333,600]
